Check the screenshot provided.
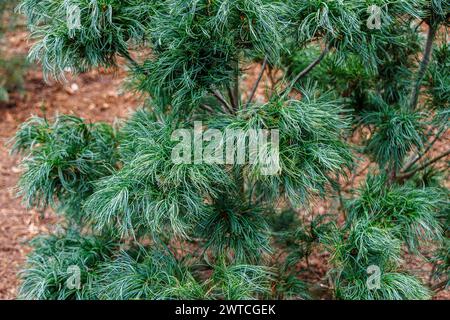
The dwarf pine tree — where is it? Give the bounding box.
[10,0,449,300]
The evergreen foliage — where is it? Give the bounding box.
[19,229,117,299]
[11,0,450,300]
[12,115,119,222]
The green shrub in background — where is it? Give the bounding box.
[0,0,28,102]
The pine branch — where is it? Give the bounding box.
[210,89,233,114]
[398,149,450,180]
[281,44,329,96]
[245,57,268,108]
[200,104,214,113]
[402,123,447,173]
[227,86,237,110]
[410,24,437,110]
[233,60,240,109]
[414,19,426,32]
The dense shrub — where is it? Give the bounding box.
[11,0,449,300]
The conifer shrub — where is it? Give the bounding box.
[11,0,449,300]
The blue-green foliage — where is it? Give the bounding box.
[326,175,444,299]
[363,104,425,171]
[84,108,232,238]
[12,0,450,301]
[18,0,154,78]
[209,87,353,206]
[426,43,450,109]
[134,0,288,108]
[11,115,119,222]
[19,229,117,300]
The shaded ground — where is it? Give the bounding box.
[0,28,448,300]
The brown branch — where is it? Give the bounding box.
[410,24,437,110]
[281,44,329,96]
[200,104,214,113]
[227,86,237,110]
[402,124,448,173]
[398,149,450,180]
[210,89,233,114]
[245,57,268,108]
[233,60,240,109]
[414,19,426,32]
